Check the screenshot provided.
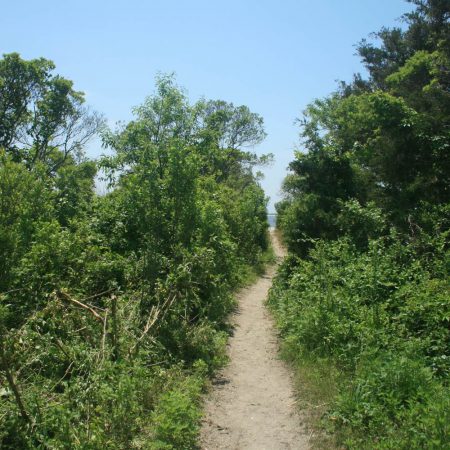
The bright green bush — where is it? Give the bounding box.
[268,230,449,448]
[331,352,449,449]
[0,70,270,448]
[150,373,203,449]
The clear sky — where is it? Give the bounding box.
[1,0,413,212]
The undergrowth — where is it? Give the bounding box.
[271,2,450,447]
[268,232,450,449]
[0,71,271,449]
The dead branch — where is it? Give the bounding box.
[81,287,117,305]
[100,309,109,365]
[50,361,74,391]
[128,293,176,358]
[110,295,119,361]
[55,290,105,324]
[0,337,30,424]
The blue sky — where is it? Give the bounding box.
[2,0,413,212]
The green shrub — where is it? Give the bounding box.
[0,72,270,448]
[268,231,449,448]
[150,375,203,449]
[332,353,449,448]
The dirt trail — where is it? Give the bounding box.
[200,231,310,450]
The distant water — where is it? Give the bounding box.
[268,214,277,228]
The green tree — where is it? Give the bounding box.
[0,53,103,173]
[202,99,266,150]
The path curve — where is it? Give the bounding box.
[200,231,310,450]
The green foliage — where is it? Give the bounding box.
[55,160,97,226]
[332,353,450,449]
[150,371,204,449]
[269,231,449,448]
[278,1,449,243]
[0,53,104,174]
[273,2,450,446]
[0,63,270,448]
[201,99,267,150]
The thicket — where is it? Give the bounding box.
[270,1,450,448]
[0,57,270,449]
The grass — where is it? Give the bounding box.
[279,341,342,449]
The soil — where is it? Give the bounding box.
[200,231,310,450]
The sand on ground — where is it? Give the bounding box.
[200,231,310,450]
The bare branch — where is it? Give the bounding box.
[55,290,105,324]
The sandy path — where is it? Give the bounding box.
[200,231,309,450]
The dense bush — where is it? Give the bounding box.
[269,230,449,448]
[0,64,270,448]
[272,1,450,448]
